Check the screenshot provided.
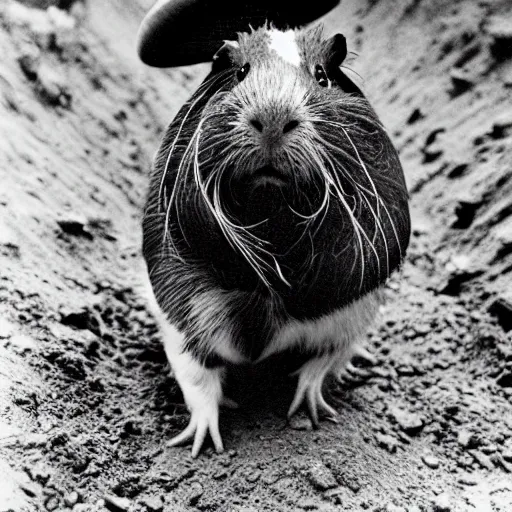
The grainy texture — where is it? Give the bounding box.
[1,0,512,511]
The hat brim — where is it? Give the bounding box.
[136,0,340,67]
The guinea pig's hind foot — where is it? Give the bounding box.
[287,355,338,428]
[165,355,225,458]
[167,401,223,458]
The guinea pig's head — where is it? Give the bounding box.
[178,25,409,289]
[198,25,361,193]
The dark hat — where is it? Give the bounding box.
[136,0,340,67]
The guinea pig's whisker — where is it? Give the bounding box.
[340,65,364,82]
[158,71,232,210]
[192,119,290,289]
[321,148,383,289]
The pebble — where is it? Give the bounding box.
[187,482,203,506]
[486,15,512,59]
[468,450,494,470]
[457,430,475,449]
[245,469,261,483]
[63,491,80,507]
[389,407,424,436]
[139,495,164,512]
[9,333,37,352]
[422,454,440,469]
[36,64,72,107]
[45,496,60,511]
[306,461,337,491]
[457,473,477,486]
[375,433,399,453]
[17,46,40,81]
[432,493,452,512]
[289,416,314,431]
[104,494,132,512]
[491,454,512,473]
[297,498,319,510]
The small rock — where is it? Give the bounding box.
[139,495,164,512]
[297,498,319,510]
[306,461,337,491]
[457,474,477,486]
[491,454,512,473]
[289,416,313,431]
[63,491,80,507]
[245,469,261,483]
[45,496,60,511]
[422,454,440,469]
[432,493,452,512]
[375,433,398,453]
[9,334,37,352]
[469,450,494,470]
[187,483,203,506]
[457,430,476,449]
[486,15,512,60]
[104,494,132,512]
[26,462,52,485]
[36,64,72,107]
[389,406,424,436]
[503,449,512,463]
[18,46,40,81]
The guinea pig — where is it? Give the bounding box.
[142,24,410,457]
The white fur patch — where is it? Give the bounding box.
[267,30,301,67]
[258,289,382,362]
[188,289,248,364]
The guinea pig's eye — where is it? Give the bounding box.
[314,64,329,87]
[237,63,251,82]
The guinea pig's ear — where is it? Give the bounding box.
[326,33,348,69]
[212,40,240,73]
[325,33,364,96]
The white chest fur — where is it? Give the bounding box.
[258,288,382,363]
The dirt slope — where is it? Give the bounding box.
[1,0,511,511]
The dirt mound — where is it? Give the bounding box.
[1,0,511,511]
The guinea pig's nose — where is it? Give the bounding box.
[283,120,300,134]
[249,118,300,135]
[250,118,264,132]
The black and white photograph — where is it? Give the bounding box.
[1,0,511,510]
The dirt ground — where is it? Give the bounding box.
[1,0,512,510]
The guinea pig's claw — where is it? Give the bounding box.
[351,345,377,366]
[167,407,224,458]
[287,381,338,428]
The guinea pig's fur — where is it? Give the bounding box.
[142,24,410,456]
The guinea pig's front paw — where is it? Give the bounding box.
[167,400,223,458]
[287,354,339,428]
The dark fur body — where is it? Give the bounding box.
[143,26,410,364]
